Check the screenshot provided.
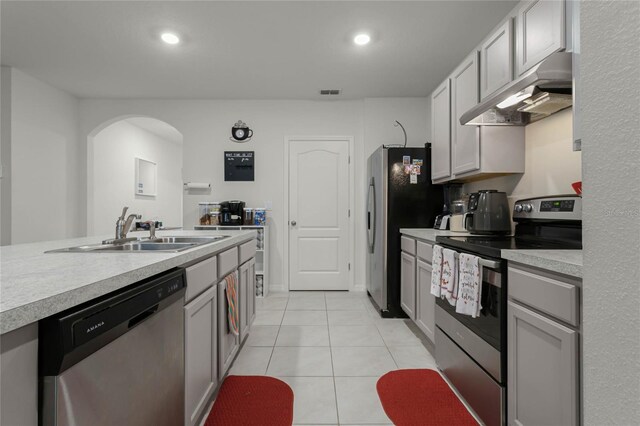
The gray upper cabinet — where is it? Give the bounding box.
[400,251,416,320]
[431,79,451,180]
[451,51,481,175]
[480,18,514,99]
[508,301,578,426]
[415,259,435,343]
[430,53,524,183]
[515,0,566,76]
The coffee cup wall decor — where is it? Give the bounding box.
[230,120,253,142]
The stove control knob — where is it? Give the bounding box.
[523,204,533,213]
[514,204,523,213]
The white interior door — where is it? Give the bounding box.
[289,139,350,291]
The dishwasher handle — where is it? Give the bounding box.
[128,304,159,329]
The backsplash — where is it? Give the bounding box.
[464,108,581,209]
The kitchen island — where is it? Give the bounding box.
[0,229,256,425]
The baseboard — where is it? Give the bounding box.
[268,283,365,293]
[352,283,366,292]
[268,283,286,293]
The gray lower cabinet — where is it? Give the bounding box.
[0,324,38,426]
[508,264,581,426]
[184,285,218,426]
[247,258,256,329]
[415,259,435,343]
[400,251,416,319]
[238,258,256,342]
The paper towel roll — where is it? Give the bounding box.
[184,182,211,189]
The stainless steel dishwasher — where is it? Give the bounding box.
[39,269,186,426]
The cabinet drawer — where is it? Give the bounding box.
[218,247,239,278]
[508,266,579,326]
[416,241,433,263]
[401,236,416,256]
[185,256,217,303]
[238,240,256,265]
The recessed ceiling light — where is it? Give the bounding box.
[161,32,180,45]
[354,33,371,46]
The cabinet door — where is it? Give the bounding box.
[184,286,217,426]
[431,79,451,180]
[415,259,435,343]
[451,51,481,175]
[238,262,249,342]
[480,19,514,99]
[508,301,578,426]
[248,258,256,326]
[515,0,565,76]
[400,251,416,319]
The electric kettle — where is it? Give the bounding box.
[463,190,511,235]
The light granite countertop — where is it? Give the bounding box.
[400,228,473,244]
[0,229,255,335]
[400,228,582,278]
[502,250,583,279]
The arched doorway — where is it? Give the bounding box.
[87,116,183,236]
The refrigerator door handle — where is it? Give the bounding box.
[367,179,376,253]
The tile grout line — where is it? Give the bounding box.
[264,294,289,375]
[326,293,342,426]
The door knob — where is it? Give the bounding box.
[291,220,297,226]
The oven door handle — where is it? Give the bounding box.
[479,258,501,270]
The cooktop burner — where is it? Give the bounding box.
[436,235,582,259]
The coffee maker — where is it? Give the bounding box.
[220,200,246,225]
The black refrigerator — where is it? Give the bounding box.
[366,145,443,318]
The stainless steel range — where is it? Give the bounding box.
[434,194,582,426]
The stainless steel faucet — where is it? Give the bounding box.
[143,220,158,241]
[114,207,141,240]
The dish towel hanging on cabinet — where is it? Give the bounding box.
[225,271,240,336]
[441,249,458,306]
[430,245,444,297]
[456,253,483,317]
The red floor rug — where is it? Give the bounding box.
[205,376,294,426]
[377,369,478,426]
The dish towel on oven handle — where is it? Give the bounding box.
[225,271,240,336]
[430,245,444,297]
[456,253,483,317]
[441,249,458,306]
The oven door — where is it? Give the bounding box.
[435,262,504,352]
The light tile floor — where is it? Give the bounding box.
[227,291,441,425]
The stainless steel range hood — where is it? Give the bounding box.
[461,52,573,126]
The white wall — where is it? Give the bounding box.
[5,68,82,244]
[464,108,581,207]
[79,97,429,291]
[89,119,183,236]
[0,67,12,246]
[581,1,640,423]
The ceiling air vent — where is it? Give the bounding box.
[320,89,341,96]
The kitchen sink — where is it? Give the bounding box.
[46,235,229,253]
[96,242,196,251]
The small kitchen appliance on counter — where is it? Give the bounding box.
[449,198,468,232]
[434,194,582,426]
[463,190,511,235]
[220,200,246,225]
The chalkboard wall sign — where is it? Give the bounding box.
[224,151,255,181]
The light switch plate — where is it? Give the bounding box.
[573,139,582,152]
[264,200,273,210]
